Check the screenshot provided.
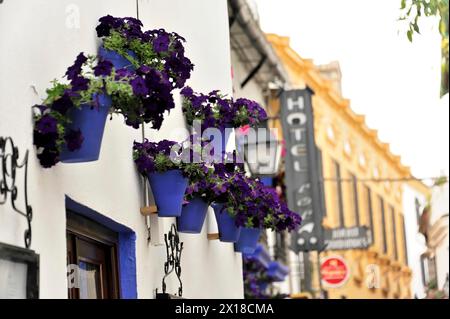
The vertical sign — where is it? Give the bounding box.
[280,88,324,252]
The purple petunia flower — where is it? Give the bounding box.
[130,76,148,96]
[64,129,84,151]
[37,148,59,168]
[153,33,170,53]
[33,130,57,149]
[65,53,87,80]
[71,76,89,92]
[52,93,73,115]
[36,114,58,134]
[115,68,132,80]
[136,65,151,75]
[180,86,193,98]
[94,60,113,77]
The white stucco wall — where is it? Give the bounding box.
[0,0,243,299]
[402,185,428,298]
[230,50,266,106]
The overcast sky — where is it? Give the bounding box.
[254,0,449,181]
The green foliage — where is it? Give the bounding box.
[102,30,167,70]
[44,81,69,105]
[433,175,448,186]
[154,153,177,172]
[400,0,449,96]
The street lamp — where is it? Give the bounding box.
[236,122,282,177]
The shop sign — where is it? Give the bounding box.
[324,226,372,250]
[320,255,349,288]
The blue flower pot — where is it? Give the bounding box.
[243,244,272,269]
[60,94,111,163]
[260,177,273,187]
[147,170,189,217]
[212,203,241,242]
[267,261,289,282]
[177,197,209,234]
[234,227,262,254]
[98,46,136,71]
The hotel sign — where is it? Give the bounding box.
[280,88,325,252]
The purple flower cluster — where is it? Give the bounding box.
[184,155,242,205]
[181,87,267,131]
[33,52,112,167]
[96,15,143,39]
[133,137,209,179]
[113,65,175,129]
[33,111,60,167]
[234,98,268,127]
[213,170,301,232]
[143,29,194,89]
[133,139,177,175]
[243,259,279,299]
[184,155,301,232]
[96,15,194,89]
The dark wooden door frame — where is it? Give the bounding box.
[66,210,120,299]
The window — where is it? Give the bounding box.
[390,206,398,261]
[400,214,408,265]
[316,148,327,218]
[421,255,437,286]
[364,186,374,244]
[333,161,345,227]
[351,174,360,226]
[379,196,388,254]
[66,211,120,299]
[344,141,352,155]
[358,153,366,167]
[327,125,335,141]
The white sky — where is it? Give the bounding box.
[254,0,449,181]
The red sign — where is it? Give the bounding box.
[320,256,349,288]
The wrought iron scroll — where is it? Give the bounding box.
[159,224,183,297]
[0,137,33,248]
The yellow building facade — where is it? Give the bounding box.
[267,34,422,299]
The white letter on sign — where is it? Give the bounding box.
[287,113,307,126]
[287,96,305,110]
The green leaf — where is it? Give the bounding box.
[407,29,413,41]
[401,0,406,9]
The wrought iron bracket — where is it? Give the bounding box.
[0,136,33,248]
[156,224,183,298]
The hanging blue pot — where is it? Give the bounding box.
[147,170,189,217]
[60,94,111,163]
[98,46,137,71]
[267,261,289,282]
[177,197,209,234]
[212,203,241,242]
[243,244,272,269]
[260,177,273,187]
[234,227,262,254]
